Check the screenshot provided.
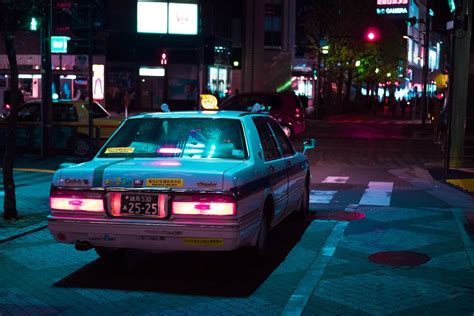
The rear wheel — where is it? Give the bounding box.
[95,247,124,260]
[253,214,269,257]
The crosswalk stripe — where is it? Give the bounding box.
[310,190,337,204]
[359,181,393,206]
[322,176,349,184]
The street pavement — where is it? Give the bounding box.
[1,113,474,315]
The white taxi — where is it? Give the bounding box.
[48,110,315,258]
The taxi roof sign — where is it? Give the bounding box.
[200,94,219,110]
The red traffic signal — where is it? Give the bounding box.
[365,28,379,42]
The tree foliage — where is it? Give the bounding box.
[298,0,407,107]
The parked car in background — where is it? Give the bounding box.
[47,110,316,258]
[1,100,122,156]
[219,92,306,137]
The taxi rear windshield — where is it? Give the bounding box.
[99,118,247,159]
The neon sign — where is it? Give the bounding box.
[376,7,408,14]
[377,0,408,5]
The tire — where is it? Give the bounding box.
[94,247,124,260]
[73,136,91,157]
[281,125,293,138]
[252,212,269,258]
[298,179,310,218]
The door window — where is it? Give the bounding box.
[253,117,280,161]
[18,103,40,122]
[268,119,295,157]
[52,104,78,122]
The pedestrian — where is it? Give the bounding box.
[121,90,131,117]
[400,98,407,119]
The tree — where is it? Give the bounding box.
[0,0,46,220]
[299,0,407,112]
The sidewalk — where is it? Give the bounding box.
[0,155,86,243]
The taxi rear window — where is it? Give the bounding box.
[99,118,247,159]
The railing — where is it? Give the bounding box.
[0,123,110,156]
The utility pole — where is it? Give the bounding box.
[87,0,94,158]
[40,0,52,158]
[446,0,473,169]
[421,0,431,126]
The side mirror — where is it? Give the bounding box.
[303,138,316,155]
[59,162,77,169]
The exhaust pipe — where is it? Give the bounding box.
[74,240,93,251]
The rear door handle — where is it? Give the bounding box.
[268,165,275,173]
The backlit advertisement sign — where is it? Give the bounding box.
[168,3,198,35]
[137,1,198,35]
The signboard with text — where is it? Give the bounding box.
[376,0,408,16]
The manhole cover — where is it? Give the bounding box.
[368,251,430,267]
[313,211,366,221]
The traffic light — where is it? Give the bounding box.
[160,52,168,65]
[231,48,242,69]
[364,28,379,42]
[406,16,418,26]
[28,17,40,31]
[312,66,317,78]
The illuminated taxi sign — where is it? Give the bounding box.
[200,94,219,110]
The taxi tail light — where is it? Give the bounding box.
[50,190,104,212]
[172,194,236,216]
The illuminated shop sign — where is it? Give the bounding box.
[376,0,408,15]
[137,1,198,35]
[376,7,408,14]
[377,0,408,5]
[51,36,70,53]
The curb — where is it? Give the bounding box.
[0,221,48,244]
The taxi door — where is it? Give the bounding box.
[267,119,304,214]
[253,117,289,225]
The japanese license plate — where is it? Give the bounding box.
[121,194,161,216]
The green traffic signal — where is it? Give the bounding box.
[29,17,39,31]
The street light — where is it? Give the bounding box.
[355,60,361,67]
[375,68,380,74]
[387,72,392,77]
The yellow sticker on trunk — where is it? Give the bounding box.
[146,178,184,187]
[105,147,135,154]
[183,238,224,247]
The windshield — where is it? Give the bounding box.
[99,118,247,159]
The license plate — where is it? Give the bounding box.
[183,238,224,247]
[121,194,160,216]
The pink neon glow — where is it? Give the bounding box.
[5,104,11,110]
[367,32,375,40]
[158,148,182,154]
[172,201,235,216]
[50,197,104,212]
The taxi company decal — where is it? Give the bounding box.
[197,181,217,188]
[146,178,184,187]
[183,238,224,247]
[105,147,135,154]
[62,178,90,186]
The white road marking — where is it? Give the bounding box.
[310,190,337,204]
[322,176,349,184]
[281,216,350,315]
[359,181,393,206]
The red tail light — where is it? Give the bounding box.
[172,194,236,216]
[295,107,301,118]
[50,190,104,212]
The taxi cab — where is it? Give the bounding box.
[47,109,315,258]
[14,100,122,156]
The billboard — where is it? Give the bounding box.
[137,1,198,35]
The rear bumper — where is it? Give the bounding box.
[48,213,260,252]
